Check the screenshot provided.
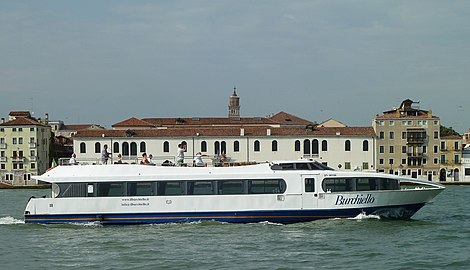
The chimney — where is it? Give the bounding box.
[0,118,4,124]
[240,128,245,136]
[45,113,49,124]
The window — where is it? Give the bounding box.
[441,141,446,150]
[95,142,101,154]
[23,174,31,181]
[18,128,23,132]
[434,158,438,164]
[214,141,220,155]
[163,141,169,153]
[221,141,226,154]
[312,139,319,155]
[434,145,438,153]
[254,140,260,152]
[455,155,460,164]
[294,140,301,151]
[389,121,394,126]
[80,142,86,153]
[389,159,394,164]
[362,140,369,151]
[13,128,17,132]
[130,142,137,156]
[128,182,154,196]
[140,142,146,153]
[19,138,23,144]
[187,181,214,195]
[113,142,119,153]
[402,132,406,139]
[321,140,328,151]
[233,141,239,152]
[402,159,406,165]
[13,138,17,144]
[30,127,34,131]
[30,163,36,169]
[345,162,351,170]
[1,164,6,170]
[272,140,278,152]
[402,146,407,153]
[248,179,286,194]
[465,168,470,176]
[305,178,315,192]
[201,141,207,152]
[455,141,459,150]
[440,155,446,164]
[434,131,439,139]
[379,131,384,139]
[379,159,384,165]
[303,139,310,154]
[122,142,130,156]
[389,132,394,139]
[345,140,351,151]
[97,183,124,197]
[218,180,245,195]
[389,146,394,154]
[362,162,369,170]
[157,181,185,196]
[379,146,384,154]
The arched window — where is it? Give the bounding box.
[363,140,369,151]
[272,140,278,152]
[234,141,240,152]
[163,141,170,153]
[130,142,137,156]
[322,140,328,151]
[221,141,226,153]
[294,140,301,151]
[312,139,319,155]
[254,140,260,152]
[95,142,101,153]
[140,142,146,152]
[345,140,351,151]
[113,142,119,153]
[201,141,207,152]
[80,142,86,153]
[214,141,220,155]
[303,139,311,155]
[122,142,129,156]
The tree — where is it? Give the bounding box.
[440,125,460,137]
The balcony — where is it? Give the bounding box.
[29,142,37,148]
[0,143,6,149]
[29,156,37,162]
[407,152,425,157]
[0,157,6,162]
[11,156,25,162]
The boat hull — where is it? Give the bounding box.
[24,203,425,225]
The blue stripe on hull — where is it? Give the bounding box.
[24,203,425,225]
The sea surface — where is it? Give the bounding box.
[1,186,469,270]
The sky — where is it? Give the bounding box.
[1,1,469,132]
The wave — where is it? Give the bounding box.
[0,216,25,225]
[349,212,381,220]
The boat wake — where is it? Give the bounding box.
[349,212,381,220]
[0,216,25,225]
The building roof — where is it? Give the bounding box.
[376,99,439,119]
[111,111,315,129]
[60,124,105,131]
[0,116,47,127]
[74,126,375,138]
[441,134,462,140]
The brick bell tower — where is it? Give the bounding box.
[228,87,240,119]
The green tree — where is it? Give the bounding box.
[440,125,460,136]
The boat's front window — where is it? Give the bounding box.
[322,177,400,192]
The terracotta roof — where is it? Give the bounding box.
[267,111,315,126]
[140,117,277,126]
[0,117,46,126]
[112,117,156,128]
[9,111,31,117]
[61,124,104,131]
[441,134,462,140]
[375,114,439,119]
[74,126,375,138]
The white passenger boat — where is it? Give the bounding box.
[24,161,445,224]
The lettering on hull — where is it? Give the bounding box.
[335,194,375,205]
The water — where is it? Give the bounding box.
[1,186,469,270]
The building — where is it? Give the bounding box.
[373,99,440,181]
[72,90,376,171]
[0,111,52,185]
[439,134,463,181]
[462,145,470,181]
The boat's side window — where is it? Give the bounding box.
[305,178,315,192]
[218,180,245,195]
[187,181,215,195]
[97,183,125,197]
[356,178,377,191]
[248,179,286,194]
[57,183,87,198]
[157,181,185,196]
[295,163,310,170]
[128,182,154,196]
[322,177,400,192]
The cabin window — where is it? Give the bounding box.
[305,178,315,192]
[248,179,286,194]
[157,181,185,196]
[56,183,87,197]
[322,177,399,192]
[97,183,124,197]
[187,181,215,195]
[218,180,245,195]
[128,182,154,196]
